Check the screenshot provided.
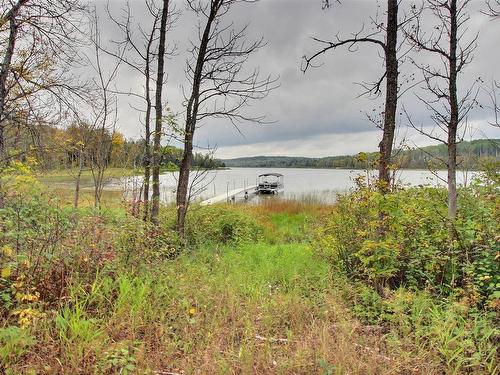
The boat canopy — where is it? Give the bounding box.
[258,173,283,177]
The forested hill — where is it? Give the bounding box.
[222,139,500,170]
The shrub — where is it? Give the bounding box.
[351,283,387,324]
[0,163,123,324]
[1,162,72,323]
[314,172,499,303]
[114,214,181,265]
[183,205,263,247]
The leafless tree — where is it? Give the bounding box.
[302,0,415,193]
[0,0,88,158]
[106,0,160,221]
[73,137,85,209]
[175,0,276,239]
[105,0,178,221]
[405,0,478,221]
[150,0,172,224]
[63,119,94,209]
[87,9,123,210]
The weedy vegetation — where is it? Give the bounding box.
[0,162,499,374]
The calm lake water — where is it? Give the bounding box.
[120,168,478,204]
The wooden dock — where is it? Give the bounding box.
[200,185,257,205]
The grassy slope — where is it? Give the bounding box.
[32,245,390,374]
[21,205,422,374]
[2,195,498,374]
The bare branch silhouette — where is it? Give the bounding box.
[175,0,278,239]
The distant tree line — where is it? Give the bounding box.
[6,124,224,171]
[222,139,499,170]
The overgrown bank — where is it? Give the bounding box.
[0,163,499,374]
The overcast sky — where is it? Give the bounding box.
[97,0,500,158]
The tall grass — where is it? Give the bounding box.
[6,239,496,374]
[1,173,498,374]
[0,240,398,373]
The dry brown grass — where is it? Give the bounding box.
[127,294,439,375]
[250,197,329,216]
[47,188,124,208]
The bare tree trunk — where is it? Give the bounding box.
[0,16,19,156]
[176,4,215,238]
[405,0,476,222]
[92,108,110,212]
[93,166,103,210]
[378,0,398,192]
[142,20,157,222]
[176,129,194,238]
[143,74,152,221]
[150,0,170,224]
[448,0,459,221]
[74,151,83,209]
[447,128,458,220]
[176,0,273,239]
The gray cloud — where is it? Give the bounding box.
[96,0,500,158]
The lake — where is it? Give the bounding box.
[119,167,478,204]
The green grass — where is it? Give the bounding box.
[1,184,498,374]
[186,243,330,297]
[267,212,310,243]
[14,242,344,374]
[36,167,138,185]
